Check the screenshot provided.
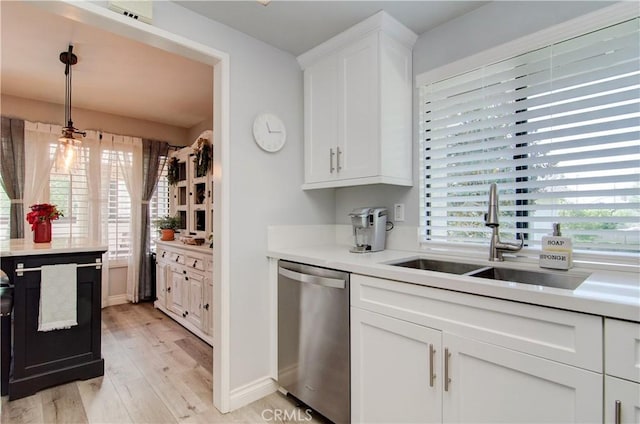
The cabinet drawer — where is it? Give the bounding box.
[157,249,169,262]
[185,255,205,271]
[352,274,602,372]
[605,318,640,383]
[169,252,185,265]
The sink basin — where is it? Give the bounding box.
[390,259,482,275]
[469,267,588,290]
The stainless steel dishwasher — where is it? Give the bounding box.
[278,260,350,424]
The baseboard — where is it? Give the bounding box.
[103,294,129,307]
[229,376,278,411]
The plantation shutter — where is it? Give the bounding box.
[420,18,640,252]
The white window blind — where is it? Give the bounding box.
[420,18,639,252]
[149,158,169,250]
[49,143,90,239]
[103,149,132,260]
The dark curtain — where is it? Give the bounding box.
[138,139,169,301]
[0,117,25,239]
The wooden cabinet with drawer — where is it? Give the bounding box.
[155,241,213,346]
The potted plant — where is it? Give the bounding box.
[155,215,181,241]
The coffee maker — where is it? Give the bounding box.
[349,207,388,253]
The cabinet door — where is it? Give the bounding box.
[351,307,442,424]
[168,267,188,316]
[337,33,379,180]
[155,261,168,306]
[202,279,213,336]
[605,319,640,383]
[186,272,203,329]
[304,54,338,184]
[443,333,602,423]
[605,376,640,424]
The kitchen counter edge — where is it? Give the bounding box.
[0,238,108,257]
[268,245,640,322]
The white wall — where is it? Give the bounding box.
[1,94,192,146]
[334,0,615,226]
[142,2,336,391]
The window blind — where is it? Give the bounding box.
[103,149,132,260]
[420,18,639,252]
[49,143,90,239]
[149,158,169,249]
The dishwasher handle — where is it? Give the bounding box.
[278,267,346,289]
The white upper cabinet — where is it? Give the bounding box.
[298,11,417,189]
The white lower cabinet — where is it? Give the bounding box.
[604,319,640,424]
[351,274,604,423]
[202,278,213,335]
[155,241,213,346]
[351,307,442,423]
[605,376,640,424]
[168,265,189,317]
[156,261,169,306]
[186,272,204,328]
[443,333,601,423]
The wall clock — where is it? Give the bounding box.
[252,113,286,152]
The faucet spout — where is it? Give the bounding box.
[485,183,500,227]
[485,183,523,261]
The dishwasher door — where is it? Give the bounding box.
[278,260,350,424]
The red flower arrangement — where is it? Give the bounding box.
[26,203,64,231]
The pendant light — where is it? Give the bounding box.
[58,45,85,171]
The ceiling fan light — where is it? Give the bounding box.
[257,0,271,6]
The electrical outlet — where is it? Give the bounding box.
[394,203,405,222]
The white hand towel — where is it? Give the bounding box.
[38,263,78,332]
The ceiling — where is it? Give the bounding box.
[1,1,488,128]
[176,1,488,56]
[0,1,213,129]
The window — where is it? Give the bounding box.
[102,149,132,260]
[419,18,639,253]
[149,158,169,250]
[49,143,90,239]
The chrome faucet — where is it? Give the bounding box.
[485,183,523,261]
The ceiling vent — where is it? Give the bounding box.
[108,1,153,24]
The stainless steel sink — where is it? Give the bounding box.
[469,267,587,290]
[390,258,482,275]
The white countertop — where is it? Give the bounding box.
[0,238,108,257]
[156,239,213,255]
[268,244,640,322]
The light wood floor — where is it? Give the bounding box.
[1,303,326,424]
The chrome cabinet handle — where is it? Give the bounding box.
[444,348,451,392]
[615,400,621,424]
[336,146,342,172]
[429,344,436,387]
[329,148,335,173]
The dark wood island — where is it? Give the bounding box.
[0,239,107,400]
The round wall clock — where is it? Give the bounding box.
[252,113,287,152]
